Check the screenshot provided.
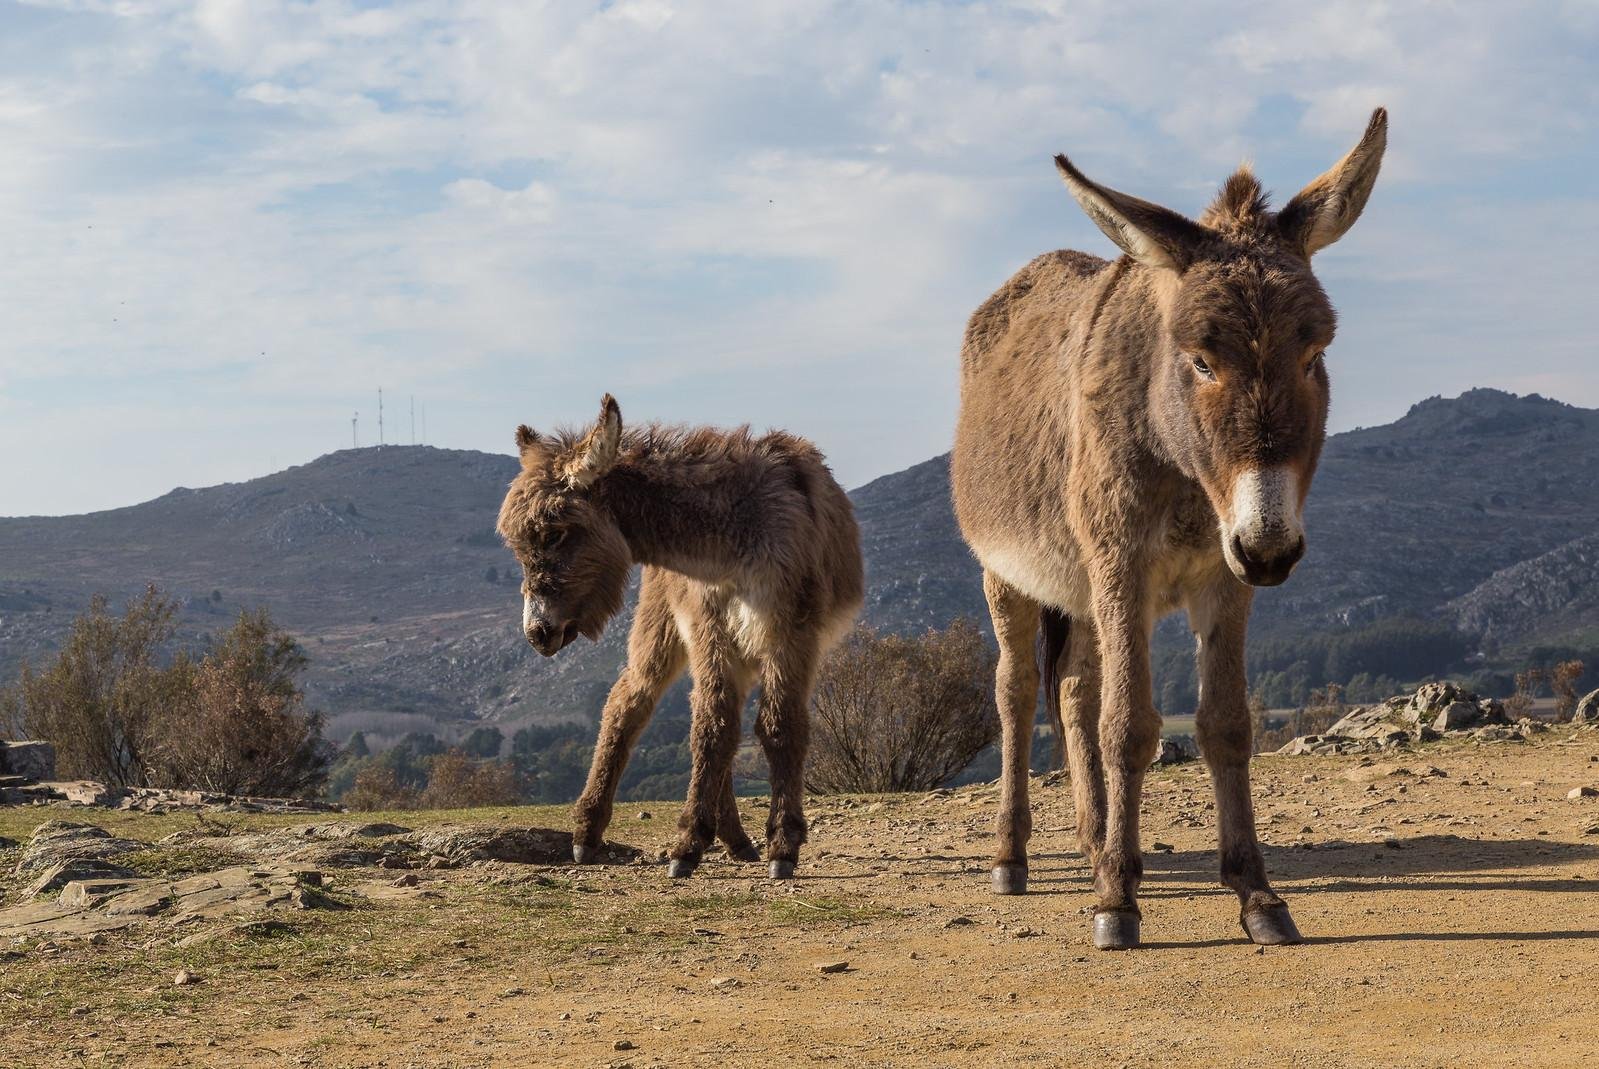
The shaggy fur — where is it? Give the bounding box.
[952,110,1386,946]
[498,396,864,877]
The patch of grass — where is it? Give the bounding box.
[117,845,241,878]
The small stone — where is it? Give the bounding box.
[815,961,849,974]
[635,811,651,821]
[1568,786,1598,801]
[391,873,420,887]
[613,1040,636,1051]
[1150,842,1174,853]
[173,970,197,986]
[709,976,740,990]
[943,916,974,929]
[500,986,525,998]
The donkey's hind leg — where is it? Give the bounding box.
[753,635,822,880]
[571,573,686,864]
[668,604,755,879]
[984,571,1041,895]
[716,767,760,862]
[1057,616,1106,867]
[1188,578,1301,945]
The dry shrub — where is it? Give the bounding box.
[807,619,998,794]
[148,609,331,797]
[1506,666,1545,720]
[1252,683,1348,753]
[344,764,419,811]
[1550,659,1585,722]
[1,587,191,787]
[2,591,331,797]
[418,749,524,808]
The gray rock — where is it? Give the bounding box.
[14,821,145,875]
[1153,736,1198,766]
[1574,689,1599,724]
[1432,701,1484,732]
[0,741,56,782]
[23,858,139,900]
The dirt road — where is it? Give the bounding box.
[4,730,1598,1068]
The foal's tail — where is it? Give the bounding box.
[1037,607,1070,770]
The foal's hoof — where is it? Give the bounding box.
[572,843,598,865]
[1241,903,1303,946]
[990,864,1028,896]
[728,842,762,863]
[667,857,699,880]
[768,860,797,880]
[1091,909,1141,951]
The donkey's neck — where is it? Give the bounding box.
[595,447,759,583]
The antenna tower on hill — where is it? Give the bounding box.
[351,411,359,449]
[378,388,385,447]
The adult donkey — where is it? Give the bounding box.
[953,109,1387,949]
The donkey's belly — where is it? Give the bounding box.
[968,537,1092,615]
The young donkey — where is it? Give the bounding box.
[953,110,1387,949]
[498,396,864,879]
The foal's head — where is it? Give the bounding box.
[497,395,632,656]
[1055,109,1387,587]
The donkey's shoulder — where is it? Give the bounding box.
[961,250,1109,374]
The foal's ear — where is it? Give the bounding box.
[1278,107,1388,258]
[1054,154,1210,272]
[514,424,548,471]
[563,394,623,489]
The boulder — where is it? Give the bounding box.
[23,858,139,900]
[1432,701,1485,732]
[0,740,56,782]
[1574,689,1599,724]
[1153,736,1198,766]
[14,821,145,875]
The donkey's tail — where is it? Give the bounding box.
[1037,607,1070,770]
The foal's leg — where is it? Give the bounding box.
[715,766,761,862]
[983,571,1040,895]
[1058,617,1106,866]
[668,608,753,879]
[1188,578,1301,945]
[753,635,821,880]
[571,576,686,863]
[1086,565,1160,949]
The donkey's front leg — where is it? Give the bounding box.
[716,767,761,863]
[1087,573,1161,950]
[668,650,752,879]
[1189,579,1302,945]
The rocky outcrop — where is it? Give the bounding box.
[1275,682,1521,756]
[1574,688,1599,724]
[0,740,56,782]
[1,779,342,814]
[175,821,640,870]
[13,821,145,875]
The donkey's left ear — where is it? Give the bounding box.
[1278,107,1387,258]
[564,394,622,489]
[1054,153,1211,272]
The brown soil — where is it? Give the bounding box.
[4,729,1599,1068]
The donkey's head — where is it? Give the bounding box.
[1055,109,1387,587]
[497,395,632,656]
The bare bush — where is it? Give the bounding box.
[1252,683,1348,754]
[1,587,191,786]
[148,609,332,797]
[807,619,998,794]
[1506,666,1546,720]
[419,749,524,808]
[344,764,420,811]
[1550,659,1586,722]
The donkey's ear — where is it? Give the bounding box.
[563,394,622,489]
[514,424,547,471]
[1054,154,1210,272]
[1278,107,1387,258]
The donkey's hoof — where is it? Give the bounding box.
[572,843,598,865]
[768,860,797,880]
[1091,909,1141,951]
[667,858,698,880]
[728,842,762,863]
[990,864,1028,896]
[1242,903,1303,946]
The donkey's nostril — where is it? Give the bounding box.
[527,622,552,649]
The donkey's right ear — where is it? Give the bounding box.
[515,424,546,470]
[1054,154,1210,272]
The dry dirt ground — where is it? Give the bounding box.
[4,729,1599,1069]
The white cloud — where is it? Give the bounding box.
[0,1,1595,513]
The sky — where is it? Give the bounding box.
[1,1,1597,516]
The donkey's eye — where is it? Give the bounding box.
[1306,350,1326,376]
[542,527,567,550]
[1190,354,1216,381]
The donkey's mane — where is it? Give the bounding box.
[1199,166,1272,234]
[547,422,812,468]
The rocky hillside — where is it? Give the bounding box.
[1,389,1596,738]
